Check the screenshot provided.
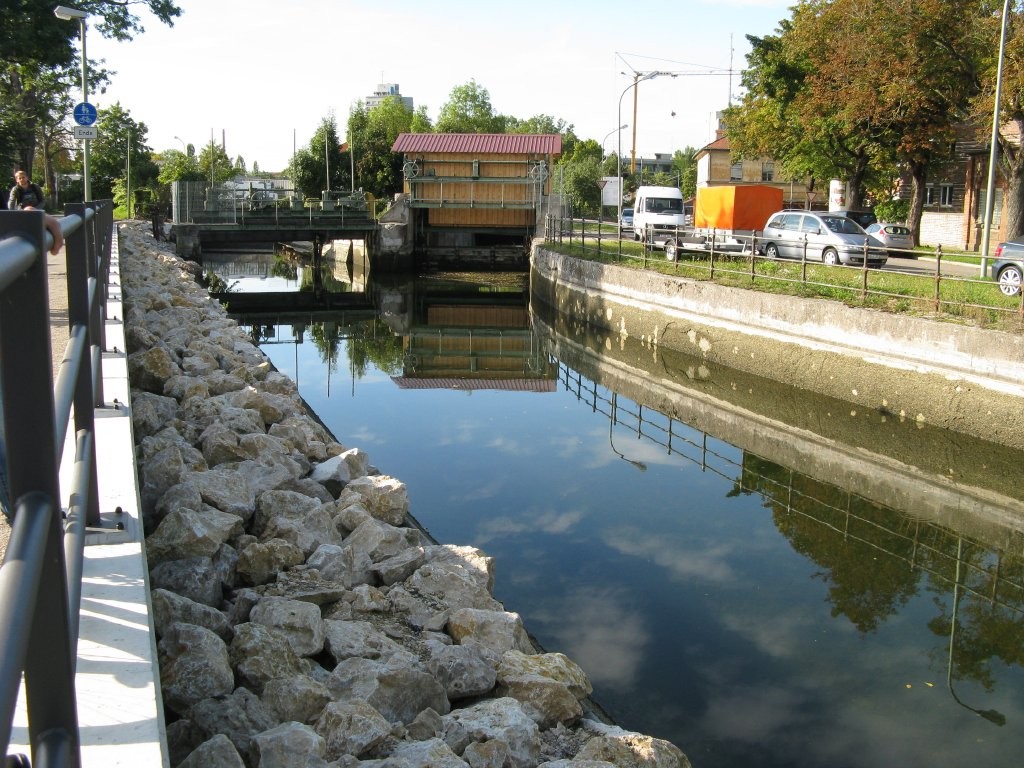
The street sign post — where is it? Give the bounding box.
[73,102,97,126]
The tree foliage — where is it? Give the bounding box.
[289,114,345,200]
[1,0,181,183]
[435,79,508,133]
[726,0,993,241]
[89,103,157,200]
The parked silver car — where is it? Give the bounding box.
[991,238,1024,296]
[761,210,887,266]
[865,223,913,257]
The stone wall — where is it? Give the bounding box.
[531,246,1024,451]
[119,222,690,768]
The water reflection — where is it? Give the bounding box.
[225,265,1024,768]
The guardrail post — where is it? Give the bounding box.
[64,204,102,528]
[749,233,758,282]
[862,239,869,298]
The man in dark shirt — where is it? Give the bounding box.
[8,170,45,210]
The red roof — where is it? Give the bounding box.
[392,133,562,155]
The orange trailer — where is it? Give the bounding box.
[694,185,783,232]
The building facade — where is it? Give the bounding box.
[366,83,414,111]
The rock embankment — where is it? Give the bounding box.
[121,222,691,768]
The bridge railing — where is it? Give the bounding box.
[0,203,113,768]
[172,181,377,225]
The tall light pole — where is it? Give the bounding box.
[981,0,1012,277]
[173,135,187,153]
[54,5,90,201]
[617,72,672,229]
[602,123,628,157]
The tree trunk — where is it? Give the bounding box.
[1005,141,1024,242]
[846,151,870,209]
[907,160,927,246]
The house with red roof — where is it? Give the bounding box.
[390,133,561,266]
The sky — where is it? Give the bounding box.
[84,0,794,173]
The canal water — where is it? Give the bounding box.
[207,253,1024,768]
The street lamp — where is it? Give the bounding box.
[617,71,674,231]
[602,123,628,157]
[173,135,187,154]
[981,0,1011,277]
[54,5,90,201]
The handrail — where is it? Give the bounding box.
[0,202,114,768]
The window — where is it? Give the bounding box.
[926,184,955,207]
[730,162,743,182]
[761,162,775,182]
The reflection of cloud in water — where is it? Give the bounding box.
[346,426,380,445]
[436,418,479,446]
[487,436,526,455]
[702,684,809,742]
[533,587,649,690]
[451,477,505,504]
[475,507,586,544]
[603,527,737,583]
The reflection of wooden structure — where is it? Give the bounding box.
[391,133,561,264]
[392,274,556,390]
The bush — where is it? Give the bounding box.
[873,198,909,223]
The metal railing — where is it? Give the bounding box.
[0,203,114,768]
[172,181,378,225]
[544,214,1024,328]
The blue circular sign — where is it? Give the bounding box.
[73,102,97,126]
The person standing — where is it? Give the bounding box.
[8,169,45,211]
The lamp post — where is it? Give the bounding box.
[617,72,673,230]
[173,135,187,154]
[54,5,90,201]
[602,124,628,157]
[981,0,1011,277]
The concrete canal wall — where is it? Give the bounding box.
[118,222,690,768]
[531,246,1024,452]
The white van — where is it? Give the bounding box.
[631,186,687,242]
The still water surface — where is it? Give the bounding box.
[212,256,1024,768]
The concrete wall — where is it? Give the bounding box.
[531,246,1024,450]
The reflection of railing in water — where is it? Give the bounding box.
[558,362,740,482]
[556,361,1024,617]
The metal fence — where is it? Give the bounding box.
[171,181,380,225]
[545,214,1024,326]
[0,203,113,768]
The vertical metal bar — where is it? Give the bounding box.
[64,205,102,527]
[934,244,943,313]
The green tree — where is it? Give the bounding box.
[89,102,156,201]
[728,0,987,236]
[157,149,203,185]
[198,140,234,185]
[289,114,344,200]
[436,79,506,133]
[673,147,698,200]
[0,0,181,178]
